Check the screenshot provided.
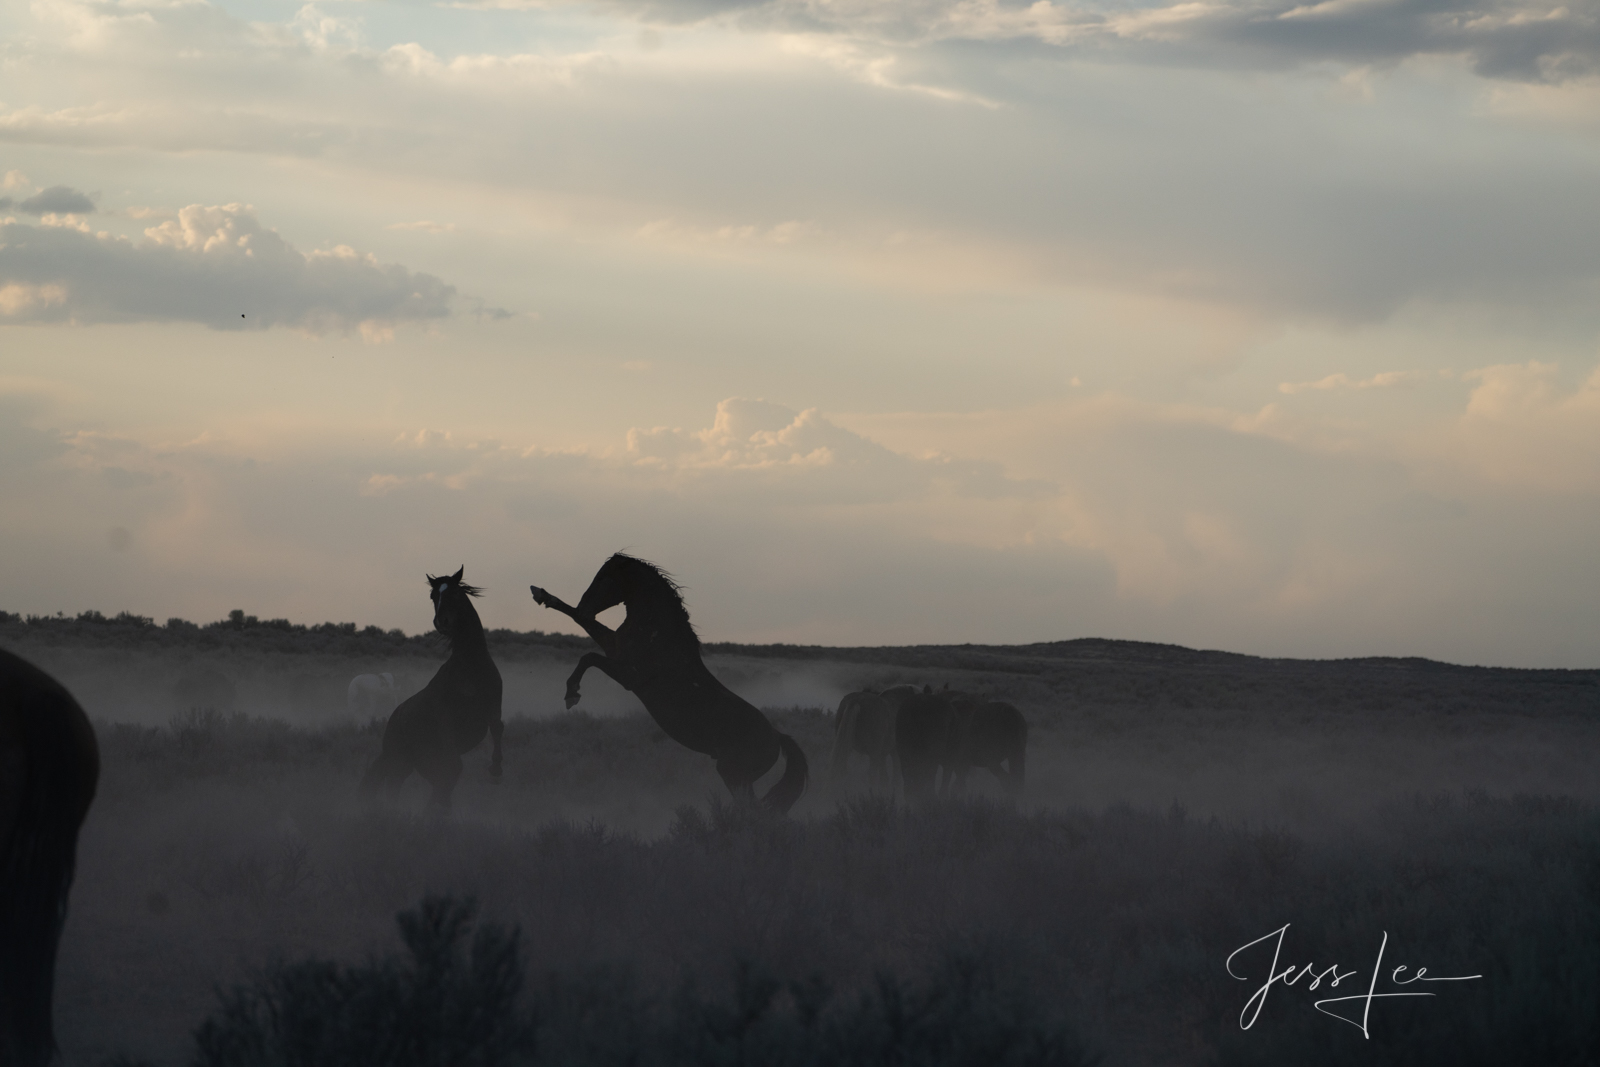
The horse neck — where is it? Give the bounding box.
[623,587,697,647]
[447,601,489,656]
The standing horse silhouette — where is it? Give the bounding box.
[828,690,896,790]
[530,553,808,814]
[882,684,957,803]
[361,568,503,809]
[943,693,1027,796]
[1,648,100,1067]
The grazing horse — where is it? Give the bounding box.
[347,672,397,719]
[0,648,100,1067]
[361,568,503,809]
[944,694,1027,796]
[882,684,957,803]
[828,691,896,790]
[530,553,808,814]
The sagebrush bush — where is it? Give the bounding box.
[193,896,533,1067]
[189,895,1099,1067]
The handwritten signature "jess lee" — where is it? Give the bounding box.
[1226,924,1482,1038]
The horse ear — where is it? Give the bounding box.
[425,573,438,587]
[452,566,464,582]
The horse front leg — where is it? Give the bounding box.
[531,585,619,656]
[564,652,634,709]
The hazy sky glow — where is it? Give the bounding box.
[2,0,1598,665]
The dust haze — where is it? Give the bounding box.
[7,614,1598,1065]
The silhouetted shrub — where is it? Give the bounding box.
[194,896,533,1067]
[187,894,1098,1067]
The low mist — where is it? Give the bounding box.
[7,619,1596,1065]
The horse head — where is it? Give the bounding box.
[575,553,697,641]
[426,566,483,638]
[575,553,648,619]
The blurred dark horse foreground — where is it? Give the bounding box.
[362,568,503,810]
[532,554,808,814]
[0,649,99,1067]
[829,691,896,790]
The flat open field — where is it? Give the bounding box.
[5,616,1598,1065]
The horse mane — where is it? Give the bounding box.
[611,552,699,646]
[425,573,483,597]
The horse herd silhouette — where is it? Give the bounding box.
[0,551,1029,1065]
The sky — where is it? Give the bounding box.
[1,0,1598,666]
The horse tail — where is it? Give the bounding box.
[761,732,809,815]
[1,674,98,1067]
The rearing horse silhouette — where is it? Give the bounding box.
[361,568,503,809]
[1,648,100,1067]
[531,553,808,814]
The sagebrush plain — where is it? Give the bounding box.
[5,614,1598,1065]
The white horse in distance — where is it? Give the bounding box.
[347,672,397,719]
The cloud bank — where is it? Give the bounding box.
[0,203,455,333]
[4,0,1599,325]
[3,384,1598,666]
[597,0,1600,82]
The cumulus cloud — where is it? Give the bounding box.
[0,203,455,333]
[1278,370,1433,393]
[623,398,1030,508]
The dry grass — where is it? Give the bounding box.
[55,695,1600,1067]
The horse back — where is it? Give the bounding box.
[625,655,775,758]
[889,691,957,772]
[386,649,503,754]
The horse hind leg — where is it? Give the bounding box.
[867,753,890,792]
[416,749,463,811]
[717,735,784,809]
[715,757,758,805]
[360,744,411,796]
[1004,745,1026,795]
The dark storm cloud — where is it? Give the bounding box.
[604,0,1600,83]
[1100,0,1600,82]
[0,205,455,333]
[17,186,97,215]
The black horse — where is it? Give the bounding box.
[944,694,1027,796]
[1,648,100,1067]
[882,684,957,803]
[828,690,896,790]
[530,554,808,814]
[362,568,503,810]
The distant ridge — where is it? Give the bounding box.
[703,637,1597,680]
[2,610,1595,680]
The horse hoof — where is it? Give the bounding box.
[564,693,580,709]
[530,585,546,605]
